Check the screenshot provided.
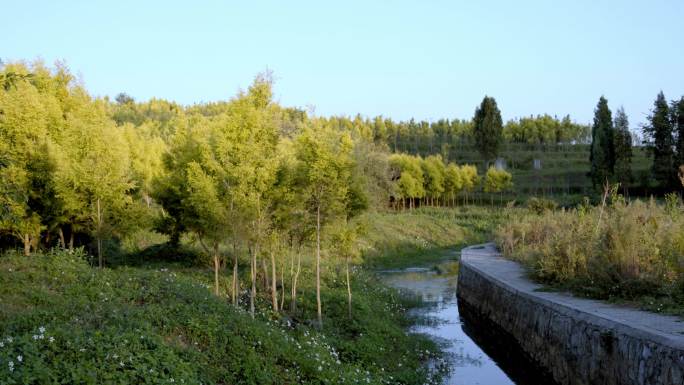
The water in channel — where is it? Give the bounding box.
[379,257,557,385]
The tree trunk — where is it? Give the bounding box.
[270,249,278,312]
[250,243,258,317]
[97,198,103,268]
[58,227,66,249]
[262,258,270,291]
[279,254,286,311]
[23,234,31,256]
[69,230,74,251]
[316,203,322,327]
[346,256,352,318]
[213,243,220,296]
[291,250,301,312]
[232,246,238,306]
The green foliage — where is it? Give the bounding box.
[504,114,589,144]
[472,96,503,162]
[674,97,684,168]
[613,107,632,190]
[483,167,513,194]
[421,155,446,203]
[643,91,675,189]
[0,248,440,384]
[590,96,614,188]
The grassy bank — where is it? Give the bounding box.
[495,198,684,316]
[0,248,444,385]
[359,206,511,269]
[0,207,509,384]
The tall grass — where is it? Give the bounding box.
[495,197,684,308]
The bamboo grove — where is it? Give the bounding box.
[0,61,521,325]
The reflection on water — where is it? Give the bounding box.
[381,261,555,385]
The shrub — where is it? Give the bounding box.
[525,197,558,214]
[495,198,684,311]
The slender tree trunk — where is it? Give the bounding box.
[23,234,30,256]
[270,249,278,312]
[232,242,238,305]
[97,198,103,268]
[346,256,352,318]
[250,243,258,317]
[69,230,74,251]
[213,243,220,296]
[262,258,270,291]
[291,249,301,312]
[316,203,322,327]
[250,198,261,318]
[58,227,66,249]
[280,253,286,311]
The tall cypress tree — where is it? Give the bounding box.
[643,91,674,189]
[613,107,632,192]
[673,96,684,168]
[472,96,503,165]
[590,96,614,187]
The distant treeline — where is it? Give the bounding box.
[320,113,589,156]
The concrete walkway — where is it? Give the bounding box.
[460,243,684,350]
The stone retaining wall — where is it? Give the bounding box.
[457,244,684,385]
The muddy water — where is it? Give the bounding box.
[380,260,553,385]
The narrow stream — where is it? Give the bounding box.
[380,257,556,385]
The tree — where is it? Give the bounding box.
[460,165,480,205]
[590,96,614,188]
[443,163,463,207]
[483,167,513,205]
[60,99,134,267]
[388,154,425,209]
[613,107,632,193]
[329,221,361,318]
[212,74,279,314]
[473,96,503,164]
[673,97,684,169]
[268,138,315,312]
[0,69,51,255]
[184,160,230,296]
[643,91,675,189]
[421,155,445,206]
[295,123,353,327]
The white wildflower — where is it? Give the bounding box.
[16,355,22,362]
[39,326,46,334]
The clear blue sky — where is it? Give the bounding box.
[3,1,683,126]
